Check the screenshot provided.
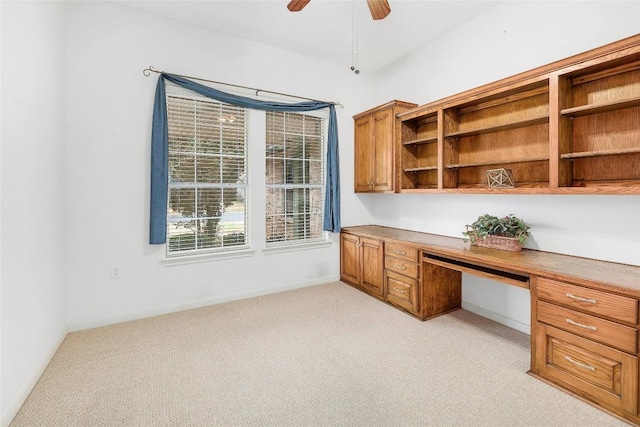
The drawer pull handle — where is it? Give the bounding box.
[393,264,406,270]
[393,250,406,255]
[566,318,597,331]
[566,293,597,304]
[392,287,407,294]
[564,355,596,371]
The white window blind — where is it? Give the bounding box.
[265,111,326,246]
[166,94,248,256]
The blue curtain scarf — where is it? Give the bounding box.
[150,73,341,244]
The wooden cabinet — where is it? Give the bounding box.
[384,242,421,315]
[354,100,417,193]
[340,232,384,297]
[535,323,637,416]
[383,242,462,320]
[341,231,462,320]
[395,34,640,194]
[342,224,640,425]
[532,276,639,422]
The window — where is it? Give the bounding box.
[166,94,248,256]
[265,111,326,246]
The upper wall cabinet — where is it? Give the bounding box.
[353,100,417,193]
[394,34,640,195]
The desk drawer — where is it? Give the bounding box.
[385,242,418,263]
[385,270,419,315]
[537,301,637,354]
[536,323,637,415]
[537,277,637,325]
[385,255,419,278]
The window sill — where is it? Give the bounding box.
[161,248,256,266]
[262,240,332,255]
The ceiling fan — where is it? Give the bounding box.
[287,0,391,20]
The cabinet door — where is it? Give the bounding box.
[360,237,383,296]
[340,233,360,285]
[371,108,394,192]
[535,323,638,416]
[385,270,419,315]
[354,116,374,192]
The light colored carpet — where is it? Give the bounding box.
[11,281,628,426]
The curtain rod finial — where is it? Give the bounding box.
[143,66,159,77]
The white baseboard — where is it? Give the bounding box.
[1,331,67,427]
[462,301,530,335]
[68,276,340,332]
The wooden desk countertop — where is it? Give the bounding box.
[341,225,640,297]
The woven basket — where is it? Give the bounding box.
[467,229,523,252]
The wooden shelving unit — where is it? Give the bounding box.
[555,50,640,189]
[392,34,640,194]
[400,110,439,190]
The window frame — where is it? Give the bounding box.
[164,88,250,259]
[264,110,329,249]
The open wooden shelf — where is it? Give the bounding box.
[570,178,640,188]
[404,165,438,172]
[561,147,640,159]
[403,185,439,191]
[445,156,549,169]
[445,115,549,138]
[561,96,640,117]
[453,180,549,189]
[403,136,438,146]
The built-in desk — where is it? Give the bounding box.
[340,225,640,425]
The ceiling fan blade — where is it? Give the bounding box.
[287,0,311,12]
[367,0,391,20]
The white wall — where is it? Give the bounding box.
[0,1,68,425]
[369,1,640,333]
[62,1,376,330]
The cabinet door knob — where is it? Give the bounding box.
[392,287,407,294]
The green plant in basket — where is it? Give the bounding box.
[462,214,530,245]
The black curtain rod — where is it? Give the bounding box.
[142,66,343,108]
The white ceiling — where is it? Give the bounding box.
[111,0,500,72]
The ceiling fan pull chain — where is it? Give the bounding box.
[351,1,360,74]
